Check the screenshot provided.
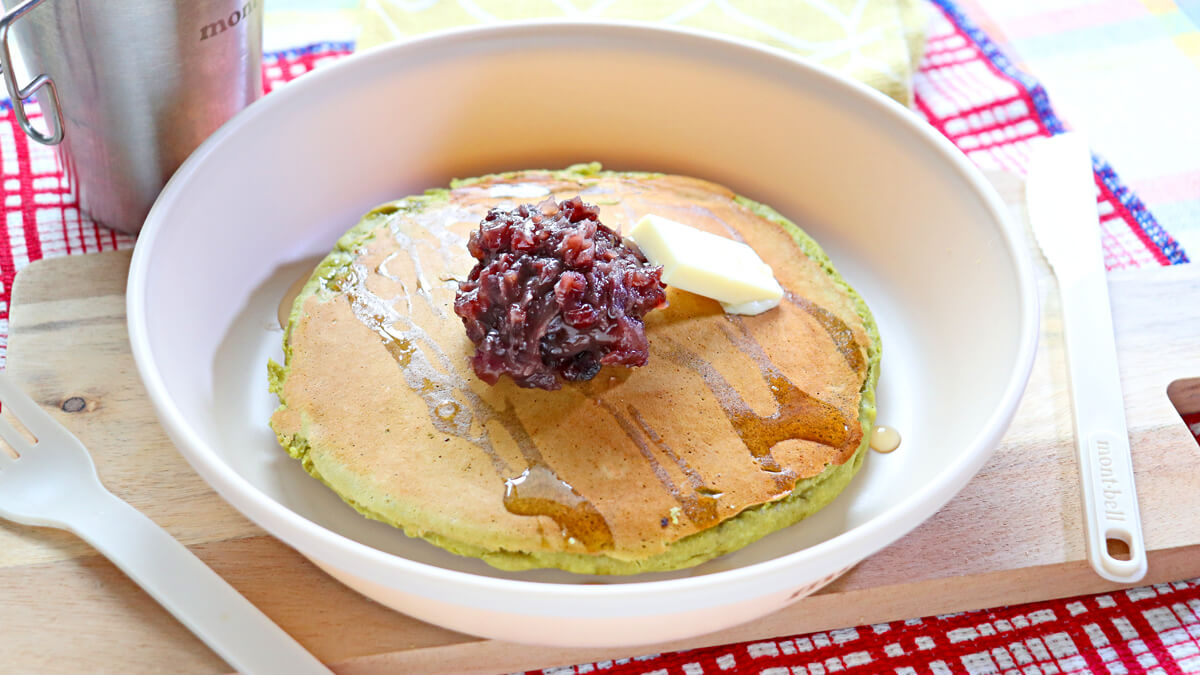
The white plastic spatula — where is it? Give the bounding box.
[1026,132,1147,584]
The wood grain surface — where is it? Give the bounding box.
[1,173,1198,674]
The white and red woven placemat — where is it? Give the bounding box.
[530,580,1200,675]
[0,1,1196,673]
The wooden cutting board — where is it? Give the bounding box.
[2,173,1198,674]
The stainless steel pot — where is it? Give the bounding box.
[0,0,263,234]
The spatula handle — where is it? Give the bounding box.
[65,489,330,674]
[1059,272,1147,584]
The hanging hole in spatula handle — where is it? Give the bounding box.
[1089,520,1147,584]
[0,0,65,145]
[1106,535,1132,561]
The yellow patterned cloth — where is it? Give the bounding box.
[354,0,928,105]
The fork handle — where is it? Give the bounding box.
[65,489,330,674]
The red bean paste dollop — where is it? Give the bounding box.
[454,197,667,390]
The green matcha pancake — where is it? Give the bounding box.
[269,164,880,574]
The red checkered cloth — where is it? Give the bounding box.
[525,580,1200,675]
[0,2,1196,674]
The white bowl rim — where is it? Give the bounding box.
[127,19,1039,603]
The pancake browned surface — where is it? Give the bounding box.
[269,164,880,574]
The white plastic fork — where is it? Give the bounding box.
[0,372,331,674]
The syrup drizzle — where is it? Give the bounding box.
[657,318,859,495]
[629,407,721,527]
[342,212,614,552]
[601,401,721,528]
[656,339,793,495]
[870,425,901,453]
[721,318,861,458]
[496,402,614,552]
[345,263,508,477]
[503,464,613,550]
[786,292,865,376]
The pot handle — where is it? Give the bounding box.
[0,0,63,145]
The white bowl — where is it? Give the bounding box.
[127,22,1038,648]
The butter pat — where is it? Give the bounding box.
[629,214,783,315]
